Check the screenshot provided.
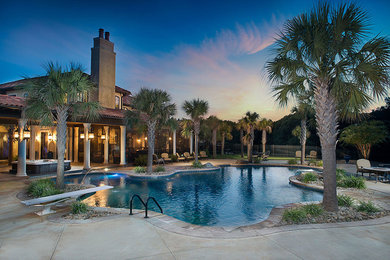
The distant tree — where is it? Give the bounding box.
[243,112,259,161]
[340,121,388,159]
[182,99,209,163]
[126,88,176,173]
[23,62,100,189]
[219,121,233,155]
[257,119,273,155]
[205,116,220,158]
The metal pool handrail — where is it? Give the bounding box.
[145,197,163,218]
[129,194,163,218]
[129,194,146,215]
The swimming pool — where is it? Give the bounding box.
[68,166,322,227]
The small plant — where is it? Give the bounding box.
[71,201,88,214]
[288,158,298,165]
[282,208,307,223]
[134,166,146,173]
[336,169,346,181]
[337,176,366,189]
[134,155,147,166]
[170,154,178,162]
[154,166,165,172]
[316,160,323,167]
[302,204,323,217]
[337,195,353,207]
[301,172,318,183]
[308,159,316,166]
[192,161,204,168]
[27,179,62,198]
[356,201,380,213]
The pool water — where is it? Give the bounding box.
[68,166,322,227]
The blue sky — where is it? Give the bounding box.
[1,0,389,120]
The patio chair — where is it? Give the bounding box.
[153,154,165,165]
[307,150,317,159]
[295,151,301,158]
[183,152,194,161]
[176,153,186,161]
[161,153,171,163]
[199,151,208,159]
[356,159,372,176]
[261,151,270,161]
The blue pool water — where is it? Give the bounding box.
[67,166,322,227]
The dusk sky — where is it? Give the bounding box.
[1,0,389,121]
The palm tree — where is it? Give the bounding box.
[291,98,314,164]
[243,112,259,162]
[266,2,390,211]
[206,116,220,158]
[23,63,100,189]
[126,88,176,173]
[182,99,209,163]
[219,121,233,155]
[257,119,272,155]
[236,118,246,158]
[166,118,179,155]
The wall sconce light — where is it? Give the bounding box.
[14,129,19,139]
[144,137,147,140]
[100,129,106,140]
[169,137,172,141]
[36,135,40,141]
[48,133,53,141]
[88,132,95,139]
[137,139,141,143]
[23,126,31,139]
[80,133,85,139]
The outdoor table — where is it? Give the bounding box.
[362,167,390,182]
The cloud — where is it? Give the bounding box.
[118,17,285,121]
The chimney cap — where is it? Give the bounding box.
[99,28,104,38]
[105,31,110,41]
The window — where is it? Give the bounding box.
[115,96,120,109]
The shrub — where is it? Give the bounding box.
[316,160,323,167]
[338,176,366,189]
[27,179,61,198]
[282,208,307,223]
[303,204,323,217]
[356,201,380,213]
[170,154,178,162]
[337,195,353,207]
[301,172,318,183]
[134,166,146,173]
[71,201,88,214]
[192,161,204,168]
[154,166,165,172]
[134,155,147,166]
[336,169,346,181]
[288,158,298,165]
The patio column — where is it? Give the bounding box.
[104,126,109,164]
[29,126,38,160]
[7,126,14,165]
[69,127,73,162]
[173,129,176,155]
[83,123,91,169]
[120,125,126,165]
[74,127,79,163]
[17,119,27,177]
[190,132,193,154]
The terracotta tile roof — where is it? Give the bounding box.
[99,108,125,119]
[115,86,131,95]
[0,94,26,109]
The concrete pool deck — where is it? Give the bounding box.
[1,161,390,259]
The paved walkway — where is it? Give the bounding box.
[1,162,390,259]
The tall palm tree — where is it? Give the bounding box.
[243,112,259,162]
[219,121,233,155]
[206,115,220,158]
[257,119,272,155]
[23,63,100,189]
[236,118,246,158]
[182,99,209,163]
[267,2,390,211]
[291,97,314,164]
[126,88,176,173]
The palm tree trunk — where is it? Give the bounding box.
[314,81,338,212]
[56,109,67,189]
[240,129,244,158]
[247,143,251,161]
[300,118,307,165]
[147,120,157,173]
[194,120,200,163]
[262,129,266,154]
[212,129,217,158]
[221,133,225,155]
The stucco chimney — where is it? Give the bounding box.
[99,28,104,38]
[105,31,110,41]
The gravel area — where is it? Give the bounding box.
[63,209,120,220]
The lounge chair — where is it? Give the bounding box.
[199,151,208,159]
[307,150,317,159]
[295,151,301,158]
[183,152,194,161]
[161,153,171,163]
[176,153,186,161]
[153,154,165,165]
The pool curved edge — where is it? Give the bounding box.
[289,176,324,193]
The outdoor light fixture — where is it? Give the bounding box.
[88,132,95,139]
[137,139,141,143]
[80,133,85,139]
[100,129,106,140]
[169,137,172,141]
[48,133,53,141]
[14,131,19,139]
[144,137,147,140]
[23,126,30,139]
